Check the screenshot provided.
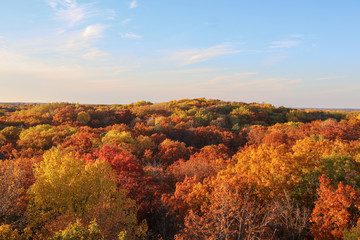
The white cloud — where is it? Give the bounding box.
[0,36,5,39]
[43,1,113,61]
[169,44,241,65]
[121,18,132,24]
[49,0,97,26]
[269,40,300,49]
[82,24,106,39]
[56,5,87,25]
[129,0,138,9]
[24,24,109,60]
[121,32,142,39]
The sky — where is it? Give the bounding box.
[0,0,359,108]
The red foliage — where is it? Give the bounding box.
[63,128,100,156]
[52,106,77,125]
[89,145,167,224]
[158,139,189,166]
[194,126,238,150]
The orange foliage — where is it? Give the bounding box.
[168,144,231,182]
[310,175,360,240]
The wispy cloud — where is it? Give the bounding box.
[82,24,107,39]
[121,32,142,39]
[169,43,241,65]
[56,25,108,59]
[129,0,138,9]
[316,76,346,81]
[269,40,300,49]
[121,18,132,24]
[48,0,97,26]
[43,1,115,61]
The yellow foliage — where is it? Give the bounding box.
[27,147,146,239]
[101,130,135,146]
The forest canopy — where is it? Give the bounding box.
[1,98,360,239]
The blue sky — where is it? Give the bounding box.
[0,0,359,108]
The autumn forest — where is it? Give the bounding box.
[1,98,360,239]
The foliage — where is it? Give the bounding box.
[27,147,146,239]
[0,99,359,239]
[310,175,360,240]
[18,124,56,150]
[51,220,104,240]
[0,160,26,223]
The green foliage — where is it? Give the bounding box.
[230,105,252,116]
[319,154,360,189]
[133,101,153,107]
[193,109,214,126]
[286,109,314,123]
[51,220,104,240]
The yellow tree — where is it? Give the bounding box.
[27,147,147,239]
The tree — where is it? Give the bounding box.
[27,147,146,239]
[92,145,165,226]
[77,112,91,125]
[0,160,24,224]
[51,220,104,240]
[62,129,100,156]
[101,130,135,146]
[310,175,360,240]
[52,106,77,125]
[175,180,274,240]
[0,224,23,240]
[167,144,231,182]
[158,139,189,166]
[18,124,56,150]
